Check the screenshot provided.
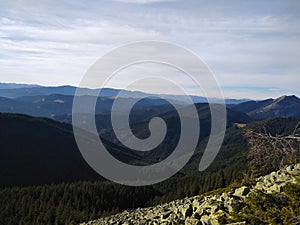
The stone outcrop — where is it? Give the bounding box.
[80,164,300,225]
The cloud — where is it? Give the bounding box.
[113,0,175,4]
[0,0,299,99]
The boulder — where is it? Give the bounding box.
[233,186,250,198]
[180,204,193,218]
[200,215,210,224]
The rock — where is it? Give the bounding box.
[210,204,220,214]
[180,204,193,218]
[220,192,230,202]
[233,186,250,198]
[200,214,210,224]
[192,198,202,210]
[266,183,285,193]
[161,210,172,219]
[193,212,201,220]
[210,217,220,225]
[194,208,204,217]
[80,163,300,225]
[185,218,201,225]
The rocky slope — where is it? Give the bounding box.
[80,164,300,225]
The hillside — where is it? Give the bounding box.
[0,113,299,224]
[0,94,178,118]
[0,113,103,187]
[99,103,252,165]
[80,164,300,225]
[0,111,251,225]
[0,103,252,187]
[232,95,300,119]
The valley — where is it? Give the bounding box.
[0,83,299,224]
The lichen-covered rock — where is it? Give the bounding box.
[179,204,193,218]
[233,186,250,198]
[80,163,300,225]
[185,218,201,225]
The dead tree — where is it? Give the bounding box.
[244,123,300,177]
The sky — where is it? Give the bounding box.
[0,0,299,99]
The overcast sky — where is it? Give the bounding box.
[0,0,299,99]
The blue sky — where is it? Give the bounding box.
[0,0,299,99]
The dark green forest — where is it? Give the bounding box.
[0,112,299,225]
[0,166,244,225]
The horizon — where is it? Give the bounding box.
[0,81,299,101]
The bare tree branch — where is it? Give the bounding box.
[244,123,300,177]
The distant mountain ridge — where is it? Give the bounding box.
[0,82,41,89]
[0,83,299,120]
[232,95,300,119]
[0,83,250,104]
[0,94,182,118]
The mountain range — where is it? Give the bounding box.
[0,111,299,224]
[0,82,250,104]
[231,95,300,119]
[0,82,299,225]
[0,83,299,121]
[0,94,179,118]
